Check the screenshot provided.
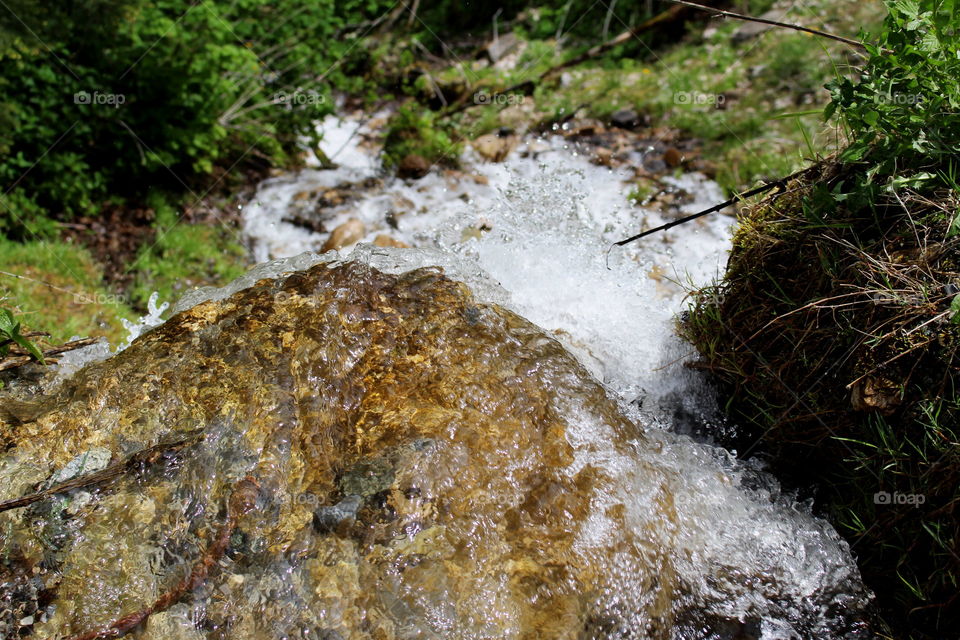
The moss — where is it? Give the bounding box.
[444,0,884,193]
[679,160,960,638]
[381,103,463,169]
[0,239,134,343]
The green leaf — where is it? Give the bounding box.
[947,210,960,238]
[951,294,960,324]
[0,308,45,364]
[0,308,17,335]
[10,332,45,364]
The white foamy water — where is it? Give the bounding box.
[176,113,871,637]
[238,114,731,412]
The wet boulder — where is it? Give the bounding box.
[0,261,678,639]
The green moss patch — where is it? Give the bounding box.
[0,239,134,343]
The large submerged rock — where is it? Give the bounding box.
[0,262,682,639]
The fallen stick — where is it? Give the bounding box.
[615,181,782,245]
[54,476,260,640]
[0,432,204,514]
[443,2,701,116]
[615,163,822,245]
[446,0,870,117]
[661,0,872,52]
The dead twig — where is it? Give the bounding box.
[54,476,260,640]
[0,431,204,514]
[0,337,98,373]
[443,1,699,117]
[661,0,875,52]
[616,162,825,245]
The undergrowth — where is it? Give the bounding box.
[680,1,960,636]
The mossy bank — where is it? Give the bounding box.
[680,1,960,636]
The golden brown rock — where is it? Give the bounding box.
[471,133,517,162]
[592,147,614,167]
[397,153,430,179]
[372,234,409,248]
[0,262,676,639]
[321,218,366,252]
[663,147,684,168]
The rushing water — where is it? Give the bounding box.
[234,113,874,636]
[0,113,875,640]
[240,114,732,413]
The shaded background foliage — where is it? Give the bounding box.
[0,0,670,240]
[0,0,400,237]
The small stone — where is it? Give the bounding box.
[592,148,614,167]
[487,32,519,62]
[610,108,641,130]
[19,616,34,626]
[397,154,430,179]
[320,189,344,207]
[373,234,409,249]
[321,219,366,252]
[472,134,516,162]
[732,9,788,42]
[663,147,684,168]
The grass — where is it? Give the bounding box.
[0,197,248,345]
[128,205,248,311]
[0,239,135,344]
[434,0,886,192]
[381,103,463,169]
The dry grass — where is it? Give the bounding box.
[679,158,960,637]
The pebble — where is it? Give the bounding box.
[663,147,684,168]
[321,219,366,252]
[610,108,641,130]
[472,134,516,162]
[373,234,409,248]
[397,154,430,179]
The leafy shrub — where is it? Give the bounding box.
[683,2,960,636]
[0,0,396,236]
[826,0,960,199]
[381,103,461,169]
